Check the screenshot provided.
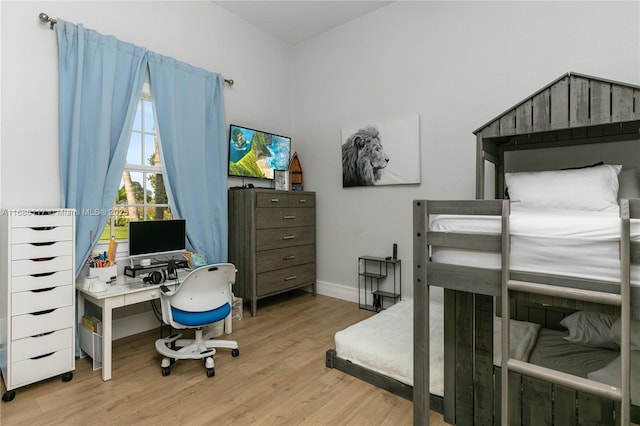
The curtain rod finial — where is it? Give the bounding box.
[224,79,234,87]
[39,12,57,29]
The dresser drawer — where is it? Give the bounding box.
[11,347,73,388]
[12,256,73,277]
[12,328,73,362]
[12,241,74,260]
[256,245,315,273]
[256,226,315,251]
[12,225,73,244]
[12,305,74,340]
[256,263,316,296]
[11,270,73,292]
[12,285,73,315]
[256,192,315,208]
[256,208,315,229]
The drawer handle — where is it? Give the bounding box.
[283,255,296,261]
[30,226,56,231]
[31,287,55,293]
[32,331,55,338]
[31,308,55,316]
[30,241,56,247]
[29,257,55,262]
[270,198,280,203]
[31,352,55,360]
[284,275,297,281]
[282,235,296,240]
[298,199,307,203]
[283,215,296,220]
[31,272,55,278]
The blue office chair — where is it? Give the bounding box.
[155,263,240,377]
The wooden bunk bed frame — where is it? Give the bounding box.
[413,72,640,426]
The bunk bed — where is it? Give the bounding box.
[413,72,640,425]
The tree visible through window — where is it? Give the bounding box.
[100,87,171,242]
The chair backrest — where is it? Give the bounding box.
[168,263,236,313]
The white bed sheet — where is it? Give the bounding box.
[431,205,640,287]
[333,299,540,397]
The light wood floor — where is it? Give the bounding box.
[1,290,446,425]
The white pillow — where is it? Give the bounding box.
[505,164,622,211]
[588,350,640,405]
[618,168,640,200]
[609,317,640,350]
[560,311,619,349]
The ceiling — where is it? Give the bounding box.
[213,1,395,45]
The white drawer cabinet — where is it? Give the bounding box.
[1,209,76,402]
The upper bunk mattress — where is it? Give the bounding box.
[430,205,640,287]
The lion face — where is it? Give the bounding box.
[342,125,390,187]
[358,136,389,172]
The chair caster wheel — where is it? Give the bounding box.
[62,372,73,382]
[162,367,171,376]
[232,348,240,357]
[206,368,215,378]
[2,390,16,402]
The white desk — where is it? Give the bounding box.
[77,269,192,381]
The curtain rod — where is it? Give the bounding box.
[38,12,234,87]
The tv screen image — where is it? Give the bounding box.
[228,124,291,180]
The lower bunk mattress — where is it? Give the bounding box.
[331,299,541,398]
[330,300,640,406]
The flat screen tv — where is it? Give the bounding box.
[128,219,186,259]
[228,124,291,180]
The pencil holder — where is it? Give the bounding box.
[89,265,117,283]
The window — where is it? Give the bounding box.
[99,84,172,242]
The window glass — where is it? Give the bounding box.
[99,91,171,243]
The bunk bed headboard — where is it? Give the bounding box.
[473,72,640,200]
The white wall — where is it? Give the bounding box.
[291,1,640,301]
[0,0,293,208]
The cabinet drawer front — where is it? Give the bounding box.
[12,305,74,340]
[12,241,73,260]
[12,285,73,315]
[11,347,73,388]
[12,270,73,292]
[12,256,73,277]
[256,245,315,274]
[256,192,315,208]
[256,208,315,229]
[12,226,73,244]
[12,328,73,362]
[256,227,315,251]
[9,210,74,228]
[256,263,316,296]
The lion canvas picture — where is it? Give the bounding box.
[341,114,420,187]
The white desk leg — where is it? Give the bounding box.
[101,298,113,381]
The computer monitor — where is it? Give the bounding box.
[128,219,186,262]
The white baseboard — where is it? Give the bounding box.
[315,280,358,303]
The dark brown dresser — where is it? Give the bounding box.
[228,188,316,316]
